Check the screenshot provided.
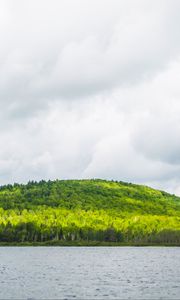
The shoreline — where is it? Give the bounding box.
[0,241,179,247]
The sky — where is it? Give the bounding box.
[1,0,180,195]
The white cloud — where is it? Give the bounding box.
[1,0,180,194]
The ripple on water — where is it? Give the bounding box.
[0,247,179,300]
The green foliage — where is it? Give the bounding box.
[0,179,179,244]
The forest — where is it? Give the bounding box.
[0,179,179,245]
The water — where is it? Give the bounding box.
[0,247,179,299]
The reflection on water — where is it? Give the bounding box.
[0,247,179,299]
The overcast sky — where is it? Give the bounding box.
[1,0,180,194]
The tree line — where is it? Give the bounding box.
[0,179,179,244]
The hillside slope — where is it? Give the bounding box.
[0,179,180,244]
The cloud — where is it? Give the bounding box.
[1,0,180,194]
[1,0,180,109]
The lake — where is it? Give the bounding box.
[0,247,179,299]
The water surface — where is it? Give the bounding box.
[0,247,179,299]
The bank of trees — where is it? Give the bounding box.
[0,179,179,244]
[0,207,179,244]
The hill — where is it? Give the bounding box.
[0,179,180,245]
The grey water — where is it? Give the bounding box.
[0,247,179,300]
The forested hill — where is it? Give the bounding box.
[0,179,180,244]
[0,179,180,214]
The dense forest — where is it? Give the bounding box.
[0,179,179,245]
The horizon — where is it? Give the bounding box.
[0,177,178,197]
